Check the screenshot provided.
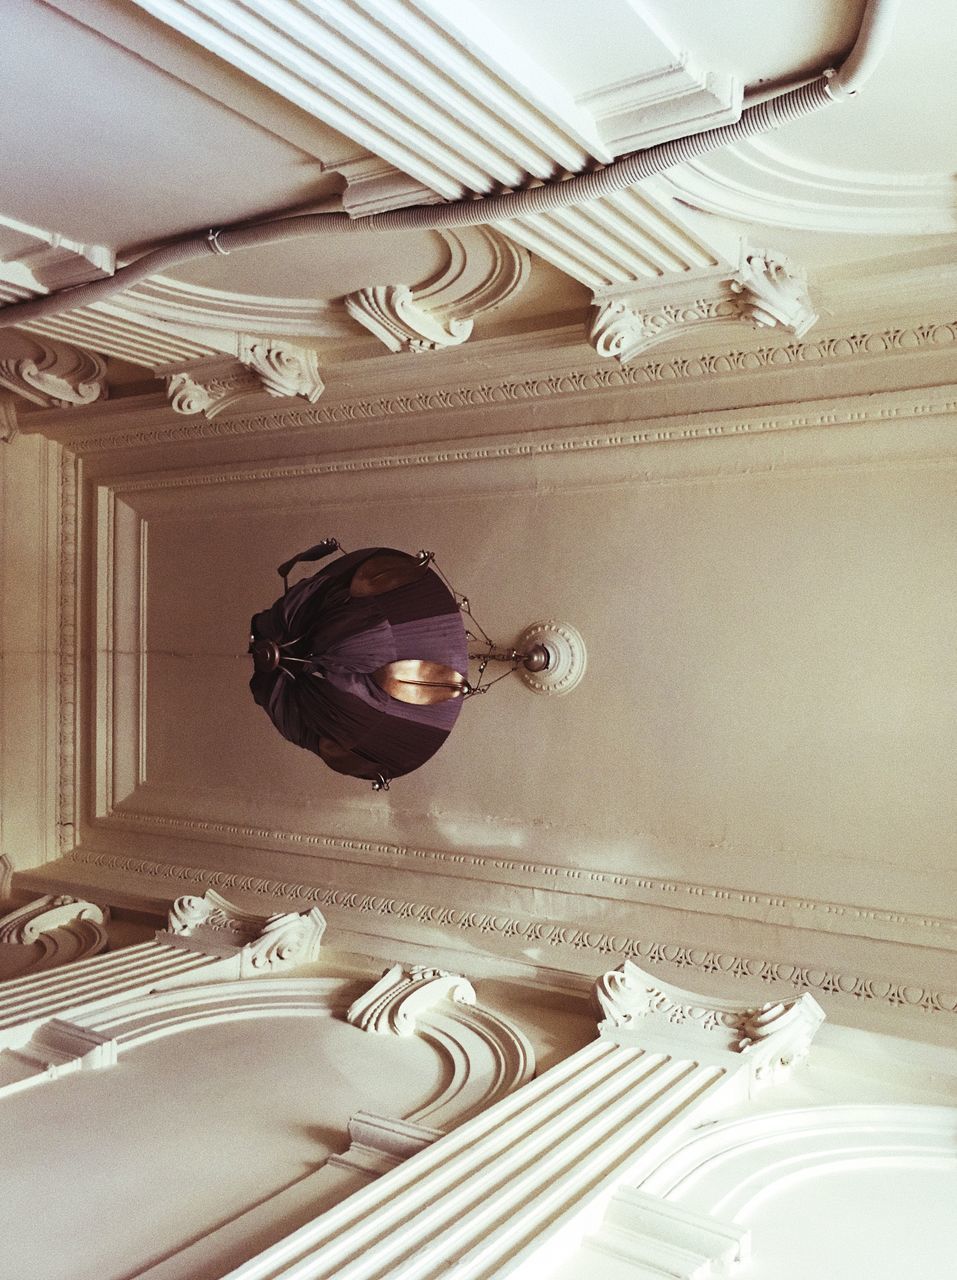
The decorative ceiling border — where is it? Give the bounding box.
[107,385,957,496]
[57,849,957,1020]
[57,448,80,854]
[98,810,957,954]
[60,318,957,454]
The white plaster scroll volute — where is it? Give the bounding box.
[590,245,817,362]
[344,284,473,354]
[347,963,477,1036]
[237,337,325,402]
[0,895,109,945]
[729,249,817,338]
[164,362,261,419]
[164,889,325,973]
[0,335,107,409]
[596,959,824,1085]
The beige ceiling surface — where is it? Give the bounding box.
[2,0,956,1040]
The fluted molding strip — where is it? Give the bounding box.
[347,963,476,1036]
[0,395,16,442]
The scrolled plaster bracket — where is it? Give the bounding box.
[344,284,473,354]
[163,890,326,972]
[0,336,107,408]
[596,959,825,1085]
[590,246,816,362]
[165,341,324,418]
[347,963,477,1035]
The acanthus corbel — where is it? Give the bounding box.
[595,959,824,1085]
[0,336,107,408]
[237,337,325,402]
[164,890,325,973]
[347,963,476,1035]
[344,284,473,354]
[729,249,817,337]
[590,244,817,363]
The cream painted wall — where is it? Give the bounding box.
[0,433,60,870]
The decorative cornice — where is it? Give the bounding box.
[344,284,473,353]
[595,960,825,1082]
[57,320,957,453]
[166,345,324,417]
[347,963,476,1035]
[0,336,107,409]
[60,850,957,1018]
[95,809,957,953]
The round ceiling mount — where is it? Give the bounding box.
[515,621,587,696]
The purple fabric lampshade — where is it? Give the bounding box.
[249,544,469,783]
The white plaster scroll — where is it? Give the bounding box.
[730,249,817,337]
[0,895,109,945]
[596,959,824,1083]
[237,337,325,401]
[344,284,473,354]
[165,364,262,419]
[0,336,107,409]
[347,963,477,1036]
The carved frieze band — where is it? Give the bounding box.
[62,319,957,452]
[93,810,957,953]
[59,851,957,1018]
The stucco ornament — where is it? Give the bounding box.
[0,336,107,408]
[237,338,325,401]
[596,959,824,1082]
[347,963,477,1035]
[0,894,109,945]
[165,889,325,972]
[344,284,473,353]
[729,249,816,337]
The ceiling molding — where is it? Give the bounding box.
[30,319,957,455]
[94,809,957,955]
[49,848,957,1024]
[664,141,957,236]
[131,0,608,196]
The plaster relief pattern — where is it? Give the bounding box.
[0,336,106,409]
[237,338,325,402]
[344,284,473,353]
[58,318,957,452]
[59,851,957,1020]
[347,963,476,1036]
